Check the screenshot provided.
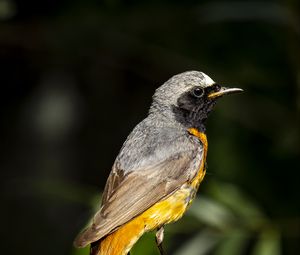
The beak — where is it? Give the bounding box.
[208,86,243,99]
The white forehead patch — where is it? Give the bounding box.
[202,72,215,86]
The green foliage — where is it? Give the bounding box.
[67,180,283,255]
[131,232,160,255]
[71,246,90,255]
[167,181,282,255]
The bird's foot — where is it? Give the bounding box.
[156,226,165,255]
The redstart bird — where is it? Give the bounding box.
[74,71,242,255]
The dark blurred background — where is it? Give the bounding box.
[0,0,299,255]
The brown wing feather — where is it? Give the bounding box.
[74,149,202,248]
[101,166,125,206]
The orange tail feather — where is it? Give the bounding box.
[95,217,145,255]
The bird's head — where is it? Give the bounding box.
[150,71,242,131]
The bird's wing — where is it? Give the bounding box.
[74,145,203,248]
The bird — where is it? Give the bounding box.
[74,71,242,255]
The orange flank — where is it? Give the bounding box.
[188,128,208,190]
[99,128,208,255]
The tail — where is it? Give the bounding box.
[90,216,145,255]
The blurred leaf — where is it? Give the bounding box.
[174,229,221,255]
[188,195,236,230]
[207,181,267,229]
[166,214,205,234]
[71,246,89,255]
[215,228,249,255]
[252,227,281,255]
[131,232,158,255]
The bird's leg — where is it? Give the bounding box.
[156,226,165,255]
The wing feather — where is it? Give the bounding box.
[74,146,203,248]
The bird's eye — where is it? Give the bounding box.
[192,87,205,98]
[214,84,221,91]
